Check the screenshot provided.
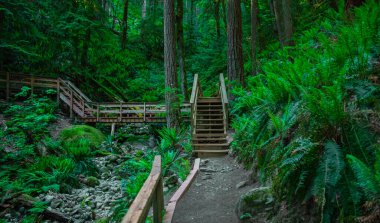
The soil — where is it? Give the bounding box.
[172,155,253,223]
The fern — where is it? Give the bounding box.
[347,154,380,200]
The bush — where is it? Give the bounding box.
[59,125,106,148]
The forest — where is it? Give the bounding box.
[0,0,380,222]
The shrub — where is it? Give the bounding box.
[59,125,106,148]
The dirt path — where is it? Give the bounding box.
[172,155,252,223]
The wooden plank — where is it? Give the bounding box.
[189,73,198,104]
[122,156,162,223]
[164,158,200,223]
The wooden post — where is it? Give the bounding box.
[56,80,60,105]
[31,76,35,96]
[96,104,100,122]
[143,102,146,122]
[111,123,116,136]
[6,72,10,101]
[119,103,123,122]
[153,176,164,223]
[70,89,73,119]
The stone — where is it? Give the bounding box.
[44,195,55,204]
[236,180,248,189]
[84,176,100,187]
[51,200,62,209]
[195,183,202,187]
[201,175,212,180]
[163,187,169,193]
[235,187,274,223]
[200,167,217,172]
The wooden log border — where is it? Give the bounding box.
[164,158,201,223]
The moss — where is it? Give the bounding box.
[85,176,100,187]
[59,125,106,148]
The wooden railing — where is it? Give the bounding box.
[0,72,191,123]
[190,74,202,134]
[219,73,229,133]
[122,155,164,223]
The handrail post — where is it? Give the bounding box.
[153,176,164,223]
[31,76,35,97]
[56,79,60,106]
[70,89,73,119]
[96,103,100,122]
[6,72,10,101]
[119,103,123,122]
[143,102,146,122]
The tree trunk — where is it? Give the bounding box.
[189,0,195,41]
[164,0,180,128]
[273,0,293,47]
[141,0,147,37]
[215,0,221,39]
[282,0,293,46]
[273,0,285,46]
[177,0,188,101]
[251,0,259,75]
[121,0,129,50]
[227,0,244,94]
[222,0,227,31]
[81,29,91,67]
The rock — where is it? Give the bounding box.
[45,195,55,204]
[235,187,274,223]
[108,155,118,163]
[100,166,108,173]
[201,175,212,180]
[200,167,217,172]
[163,187,169,193]
[84,176,100,187]
[51,200,62,209]
[195,183,202,187]
[236,180,248,189]
[200,159,209,166]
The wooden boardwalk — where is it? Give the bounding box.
[0,72,190,123]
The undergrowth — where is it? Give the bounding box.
[231,1,380,222]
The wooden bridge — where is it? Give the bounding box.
[0,72,190,123]
[0,72,232,222]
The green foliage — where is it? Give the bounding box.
[232,1,380,221]
[59,125,106,148]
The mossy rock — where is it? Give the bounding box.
[235,187,274,222]
[59,125,106,148]
[85,176,100,187]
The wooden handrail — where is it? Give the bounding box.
[122,155,164,223]
[164,158,200,223]
[219,73,229,133]
[189,73,199,104]
[190,74,202,134]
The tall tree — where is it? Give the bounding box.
[227,0,244,93]
[251,0,259,75]
[273,0,293,47]
[121,0,129,50]
[214,0,221,39]
[177,0,188,101]
[164,0,180,128]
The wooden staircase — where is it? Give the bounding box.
[190,74,230,157]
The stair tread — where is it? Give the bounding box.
[193,133,227,136]
[194,150,229,153]
[196,123,224,126]
[193,143,229,146]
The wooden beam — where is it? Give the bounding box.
[122,156,163,223]
[164,158,200,223]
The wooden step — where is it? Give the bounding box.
[194,150,229,153]
[193,143,229,147]
[197,119,223,121]
[193,133,227,137]
[196,123,224,126]
[196,129,225,133]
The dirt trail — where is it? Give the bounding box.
[172,155,252,223]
